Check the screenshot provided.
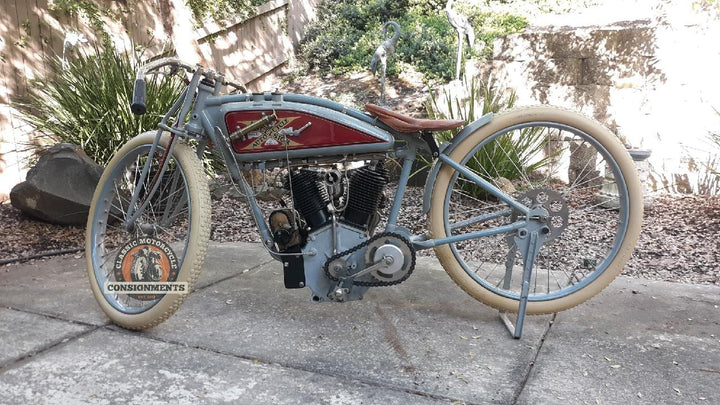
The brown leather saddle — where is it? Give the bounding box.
[365,103,464,133]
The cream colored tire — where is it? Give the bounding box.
[86,132,210,329]
[429,106,643,314]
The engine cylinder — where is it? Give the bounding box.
[343,164,388,229]
[287,169,330,230]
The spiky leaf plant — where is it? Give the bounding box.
[425,76,551,196]
[15,45,184,166]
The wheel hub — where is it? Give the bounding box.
[515,188,568,242]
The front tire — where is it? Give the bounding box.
[86,132,210,329]
[429,106,643,314]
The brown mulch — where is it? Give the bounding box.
[625,194,720,285]
[0,205,87,262]
[1,190,718,286]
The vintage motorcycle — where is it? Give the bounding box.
[85,58,642,337]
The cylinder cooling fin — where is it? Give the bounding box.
[343,163,388,230]
[286,169,330,230]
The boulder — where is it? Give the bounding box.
[10,143,104,225]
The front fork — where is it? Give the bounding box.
[123,68,203,228]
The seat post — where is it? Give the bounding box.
[420,131,440,158]
[386,144,417,229]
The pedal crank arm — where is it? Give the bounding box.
[348,258,390,279]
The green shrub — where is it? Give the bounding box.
[299,0,527,81]
[461,9,528,59]
[14,45,184,166]
[395,12,457,80]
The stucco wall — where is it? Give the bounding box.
[474,2,720,194]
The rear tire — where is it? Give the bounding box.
[86,132,210,329]
[429,106,643,314]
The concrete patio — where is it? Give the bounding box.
[1,242,718,404]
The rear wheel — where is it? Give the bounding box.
[429,106,643,314]
[86,132,210,329]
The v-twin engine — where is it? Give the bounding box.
[267,163,395,300]
[269,163,389,251]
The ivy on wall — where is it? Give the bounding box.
[47,0,129,48]
[48,0,105,31]
[47,0,271,34]
[184,0,269,23]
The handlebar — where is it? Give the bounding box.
[130,57,247,116]
[131,78,147,115]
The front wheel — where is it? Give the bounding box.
[86,132,211,329]
[429,106,643,314]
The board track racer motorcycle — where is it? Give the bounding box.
[85,58,642,337]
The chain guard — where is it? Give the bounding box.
[323,232,416,287]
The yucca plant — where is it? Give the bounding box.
[701,109,720,193]
[425,76,550,196]
[426,75,516,140]
[14,44,184,166]
[711,132,720,177]
[710,107,720,178]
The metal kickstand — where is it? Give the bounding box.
[499,229,544,339]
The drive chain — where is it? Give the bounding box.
[322,232,416,287]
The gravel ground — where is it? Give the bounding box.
[1,184,718,286]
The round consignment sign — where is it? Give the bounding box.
[107,237,186,300]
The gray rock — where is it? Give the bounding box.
[10,143,104,225]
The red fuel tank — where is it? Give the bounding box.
[226,110,385,154]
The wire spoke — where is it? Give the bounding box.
[87,142,193,313]
[441,120,629,305]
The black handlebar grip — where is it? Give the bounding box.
[131,78,147,115]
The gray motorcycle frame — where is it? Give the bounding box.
[133,64,536,289]
[128,62,549,336]
[188,88,529,249]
